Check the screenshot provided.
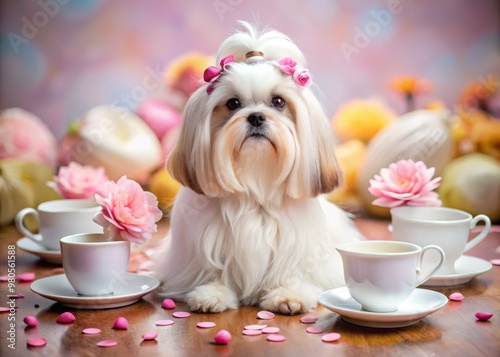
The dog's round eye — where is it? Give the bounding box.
[226,98,241,111]
[271,96,286,109]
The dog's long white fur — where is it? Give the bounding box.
[153,22,363,314]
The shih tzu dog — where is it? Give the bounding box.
[154,22,363,314]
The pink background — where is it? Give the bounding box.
[1,0,499,139]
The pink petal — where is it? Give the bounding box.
[490,259,500,266]
[155,319,174,326]
[322,332,341,342]
[257,310,275,320]
[172,311,190,318]
[300,315,319,324]
[142,331,158,340]
[8,294,24,299]
[82,328,101,334]
[0,275,8,282]
[112,317,128,329]
[449,292,464,301]
[96,340,118,347]
[0,307,11,312]
[23,316,39,327]
[262,327,280,334]
[244,324,267,330]
[27,337,47,347]
[161,298,176,309]
[197,321,216,328]
[242,329,262,336]
[475,312,493,321]
[56,312,75,323]
[306,326,324,334]
[17,272,35,282]
[214,330,232,345]
[266,334,286,342]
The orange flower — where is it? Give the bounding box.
[389,76,433,95]
[458,75,499,111]
[164,52,214,97]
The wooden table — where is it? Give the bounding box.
[1,218,499,356]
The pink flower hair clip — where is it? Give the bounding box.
[203,55,235,94]
[276,57,312,87]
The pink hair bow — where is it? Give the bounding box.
[203,55,235,94]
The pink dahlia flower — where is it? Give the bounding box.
[93,176,163,244]
[53,162,108,199]
[0,108,57,168]
[368,159,442,208]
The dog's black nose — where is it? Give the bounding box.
[247,112,266,127]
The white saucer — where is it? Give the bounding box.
[422,255,493,287]
[318,287,447,328]
[31,273,159,309]
[17,237,62,264]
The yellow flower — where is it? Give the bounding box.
[164,52,215,97]
[389,76,432,95]
[332,99,397,143]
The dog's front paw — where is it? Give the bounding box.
[260,285,320,315]
[186,283,238,313]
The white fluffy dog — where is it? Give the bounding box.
[154,22,363,314]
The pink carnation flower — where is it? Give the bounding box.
[53,162,108,199]
[368,159,442,208]
[93,176,163,244]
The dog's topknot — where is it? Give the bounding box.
[216,21,306,67]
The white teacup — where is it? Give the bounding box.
[390,206,491,275]
[60,233,130,296]
[336,240,444,313]
[15,199,103,251]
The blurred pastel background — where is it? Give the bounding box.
[1,0,500,226]
[1,0,499,139]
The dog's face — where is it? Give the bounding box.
[167,60,341,202]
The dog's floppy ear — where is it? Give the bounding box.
[286,89,342,198]
[166,88,223,196]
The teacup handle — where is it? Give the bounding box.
[15,208,43,244]
[464,214,491,252]
[416,245,445,286]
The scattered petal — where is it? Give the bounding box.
[306,326,324,334]
[172,311,190,318]
[322,333,341,342]
[242,329,262,336]
[56,312,75,323]
[97,340,117,347]
[262,327,280,334]
[155,319,174,326]
[490,259,500,266]
[112,317,128,329]
[82,328,101,335]
[27,337,47,347]
[17,272,35,282]
[0,275,8,282]
[142,331,158,340]
[0,307,11,312]
[475,312,493,321]
[449,292,464,301]
[300,315,319,324]
[257,311,275,320]
[244,324,267,330]
[8,294,24,299]
[23,316,39,327]
[266,334,286,342]
[214,330,232,345]
[197,321,216,328]
[161,298,176,309]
